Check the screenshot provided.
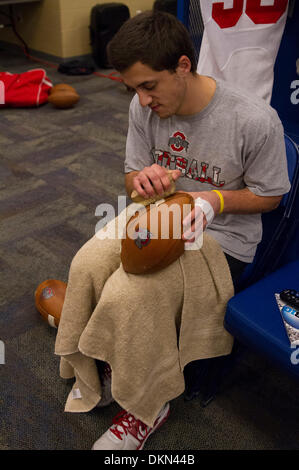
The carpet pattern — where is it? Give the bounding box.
[0,47,298,450]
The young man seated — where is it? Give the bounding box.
[55,11,290,451]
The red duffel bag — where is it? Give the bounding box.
[0,68,52,107]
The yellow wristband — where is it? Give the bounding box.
[212,190,224,214]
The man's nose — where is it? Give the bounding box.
[137,90,152,107]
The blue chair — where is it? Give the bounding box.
[224,260,299,378]
[235,134,299,292]
[184,135,299,404]
[270,1,299,146]
[224,135,299,380]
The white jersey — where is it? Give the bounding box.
[197,0,288,102]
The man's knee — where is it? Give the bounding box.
[69,235,121,280]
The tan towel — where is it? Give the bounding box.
[55,204,234,427]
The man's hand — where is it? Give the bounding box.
[131,164,181,199]
[182,191,220,243]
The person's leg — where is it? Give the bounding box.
[55,234,121,352]
[80,235,234,450]
[184,253,249,404]
[54,233,122,410]
[78,258,185,450]
[224,253,248,290]
[79,259,185,426]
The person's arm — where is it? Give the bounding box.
[182,188,282,242]
[183,114,290,243]
[194,187,281,214]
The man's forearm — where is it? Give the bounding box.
[126,171,282,214]
[182,187,283,241]
[196,187,282,215]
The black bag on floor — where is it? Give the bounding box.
[153,0,177,16]
[58,59,96,75]
[90,3,130,68]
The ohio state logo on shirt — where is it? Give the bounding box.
[168,131,189,153]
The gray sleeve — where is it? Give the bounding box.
[124,95,154,173]
[243,119,291,197]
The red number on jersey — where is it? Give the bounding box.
[212,0,288,28]
[246,0,288,24]
[212,0,243,28]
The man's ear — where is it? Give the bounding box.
[176,55,192,76]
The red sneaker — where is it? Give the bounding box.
[92,403,170,450]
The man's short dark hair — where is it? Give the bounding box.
[107,11,197,74]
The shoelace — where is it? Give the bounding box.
[110,410,150,442]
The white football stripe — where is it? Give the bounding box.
[48,314,57,328]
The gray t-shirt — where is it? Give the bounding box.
[125,79,290,263]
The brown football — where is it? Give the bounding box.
[121,192,194,274]
[49,83,77,95]
[48,90,80,108]
[35,279,67,328]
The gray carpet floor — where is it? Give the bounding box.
[0,46,298,451]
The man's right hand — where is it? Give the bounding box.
[132,164,181,199]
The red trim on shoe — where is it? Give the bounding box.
[110,411,149,443]
[110,404,170,450]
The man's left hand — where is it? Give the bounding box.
[181,191,221,244]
